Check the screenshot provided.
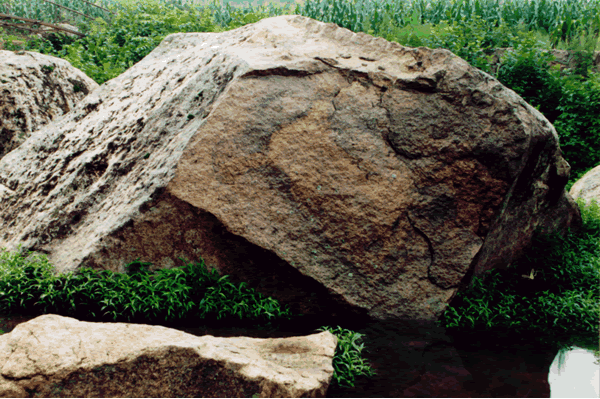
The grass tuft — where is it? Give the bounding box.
[0,247,375,388]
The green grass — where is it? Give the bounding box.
[0,247,375,389]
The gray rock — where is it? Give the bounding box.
[0,50,98,160]
[0,314,337,397]
[0,15,580,323]
[570,164,600,207]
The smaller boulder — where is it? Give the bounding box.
[0,50,98,160]
[38,24,82,39]
[0,314,337,398]
[569,165,600,207]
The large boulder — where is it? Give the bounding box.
[0,15,580,323]
[0,314,337,397]
[0,50,98,160]
[569,164,600,207]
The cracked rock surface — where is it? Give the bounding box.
[0,15,580,322]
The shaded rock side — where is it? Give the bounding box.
[0,314,336,398]
[0,15,580,322]
[569,164,600,207]
[0,50,98,160]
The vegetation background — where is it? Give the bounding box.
[0,0,599,388]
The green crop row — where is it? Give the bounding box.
[2,0,600,48]
[1,0,120,25]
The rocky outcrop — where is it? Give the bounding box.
[569,165,600,207]
[0,15,580,323]
[0,50,98,159]
[0,314,337,398]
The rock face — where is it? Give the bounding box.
[0,15,580,323]
[0,314,337,398]
[569,165,600,206]
[0,50,98,160]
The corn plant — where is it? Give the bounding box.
[293,0,600,47]
[1,0,121,25]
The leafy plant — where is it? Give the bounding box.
[496,41,563,122]
[317,325,376,388]
[0,245,376,387]
[437,197,600,359]
[552,71,600,180]
[0,0,119,26]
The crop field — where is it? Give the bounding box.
[2,0,600,48]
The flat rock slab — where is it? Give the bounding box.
[0,314,337,397]
[0,15,580,323]
[0,50,98,159]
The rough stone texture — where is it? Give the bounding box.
[0,314,337,398]
[0,315,559,398]
[0,15,580,323]
[569,164,600,207]
[0,50,98,159]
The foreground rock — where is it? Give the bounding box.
[569,165,600,207]
[0,50,98,160]
[0,314,336,397]
[0,15,580,323]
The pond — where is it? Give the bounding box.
[321,318,559,398]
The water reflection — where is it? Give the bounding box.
[549,347,600,398]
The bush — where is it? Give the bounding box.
[496,43,564,122]
[438,197,600,354]
[553,71,600,181]
[13,0,224,85]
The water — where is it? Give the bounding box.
[549,347,600,398]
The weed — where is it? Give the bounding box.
[0,247,375,387]
[437,197,600,364]
[317,325,376,388]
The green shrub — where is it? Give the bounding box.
[438,197,600,355]
[0,248,56,314]
[552,71,600,182]
[13,0,223,85]
[0,245,376,388]
[0,246,296,324]
[317,325,376,388]
[496,42,563,122]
